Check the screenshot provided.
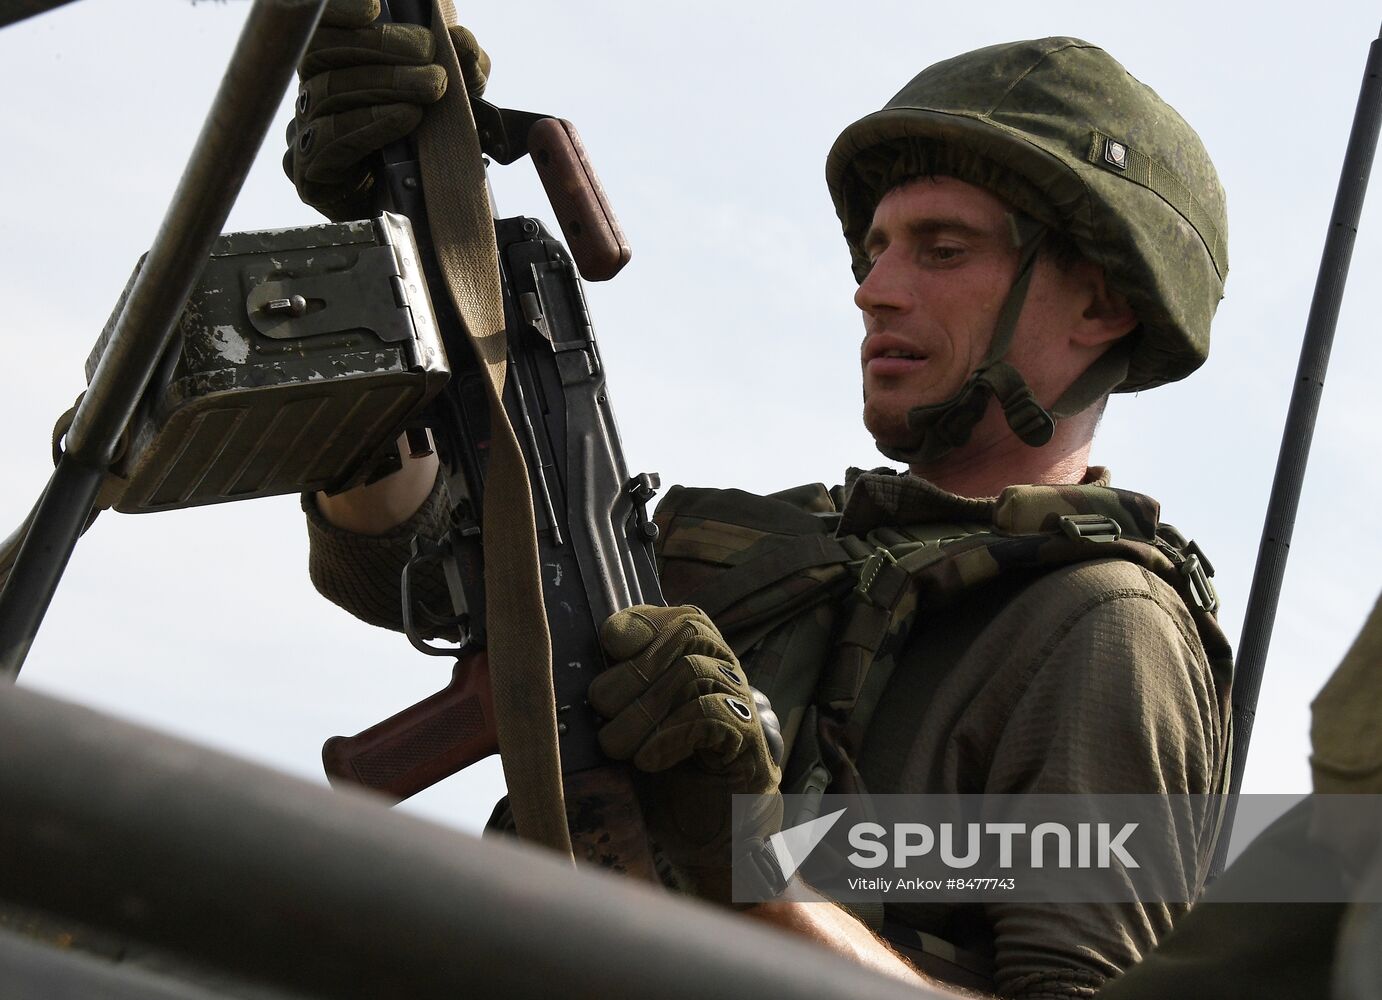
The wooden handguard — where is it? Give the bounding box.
[529,118,631,281]
[322,651,496,802]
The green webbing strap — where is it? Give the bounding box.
[979,219,1047,370]
[1049,335,1133,420]
[833,540,963,758]
[971,334,1133,445]
[1087,130,1229,280]
[418,0,571,860]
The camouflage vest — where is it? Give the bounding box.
[652,477,1236,821]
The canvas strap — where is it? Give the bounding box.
[416,0,571,859]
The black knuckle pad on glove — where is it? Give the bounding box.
[751,686,785,767]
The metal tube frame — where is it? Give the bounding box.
[1214,27,1382,873]
[0,681,944,1000]
[0,0,328,678]
[0,0,82,30]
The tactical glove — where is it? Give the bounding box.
[282,0,490,220]
[589,604,784,904]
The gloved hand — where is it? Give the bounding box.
[589,604,784,904]
[282,0,491,220]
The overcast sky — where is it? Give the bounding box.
[1,1,1379,846]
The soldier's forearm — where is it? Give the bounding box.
[742,883,987,997]
[314,434,439,535]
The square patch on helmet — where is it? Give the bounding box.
[1103,139,1129,170]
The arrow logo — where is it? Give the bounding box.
[767,808,848,880]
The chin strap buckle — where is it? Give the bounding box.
[997,382,1056,447]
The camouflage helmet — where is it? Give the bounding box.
[826,38,1229,460]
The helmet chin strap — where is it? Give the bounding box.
[877,217,1132,468]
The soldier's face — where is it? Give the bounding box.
[855,176,1084,452]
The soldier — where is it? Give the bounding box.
[289,6,1232,995]
[1097,591,1382,1000]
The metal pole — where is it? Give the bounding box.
[1215,27,1382,871]
[0,682,944,1000]
[0,501,37,591]
[0,0,81,30]
[0,0,327,678]
[0,463,105,675]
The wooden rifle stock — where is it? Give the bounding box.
[322,651,496,801]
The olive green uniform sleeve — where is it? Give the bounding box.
[300,472,454,636]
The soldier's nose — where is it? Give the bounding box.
[854,251,911,316]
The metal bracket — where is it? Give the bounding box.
[626,472,661,542]
[401,533,475,656]
[470,97,551,165]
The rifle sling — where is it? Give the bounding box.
[417,0,571,859]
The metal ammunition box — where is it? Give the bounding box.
[85,214,448,513]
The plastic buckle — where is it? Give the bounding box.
[1002,388,1056,447]
[1059,513,1123,544]
[735,837,791,903]
[1180,551,1219,614]
[1184,538,1216,578]
[855,546,898,599]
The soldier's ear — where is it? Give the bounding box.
[1071,262,1138,347]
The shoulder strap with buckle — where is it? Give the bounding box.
[800,483,1234,815]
